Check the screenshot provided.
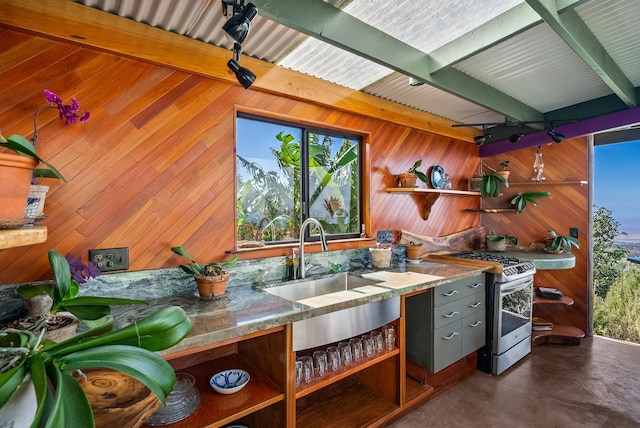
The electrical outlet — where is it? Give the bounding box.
[89,247,129,272]
[377,230,394,244]
[570,227,579,239]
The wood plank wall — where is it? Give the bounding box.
[482,140,591,334]
[0,29,483,284]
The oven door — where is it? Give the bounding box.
[493,275,533,355]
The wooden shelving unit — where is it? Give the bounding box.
[509,181,588,186]
[532,293,585,346]
[0,225,47,249]
[386,187,480,220]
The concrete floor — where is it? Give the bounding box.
[390,336,640,428]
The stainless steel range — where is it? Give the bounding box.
[450,252,536,375]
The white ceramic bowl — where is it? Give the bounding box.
[209,369,250,394]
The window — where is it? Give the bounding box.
[236,114,362,245]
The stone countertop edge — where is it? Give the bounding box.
[110,261,490,357]
[484,249,576,270]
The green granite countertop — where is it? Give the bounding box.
[483,249,576,270]
[112,261,488,356]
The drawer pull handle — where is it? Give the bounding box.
[469,321,483,327]
[469,283,482,289]
[469,302,482,308]
[443,332,460,340]
[443,311,459,318]
[443,290,459,297]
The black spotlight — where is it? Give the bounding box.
[547,129,564,143]
[228,59,256,88]
[509,132,524,143]
[474,134,490,145]
[222,2,257,45]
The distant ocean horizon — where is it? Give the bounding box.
[615,219,640,244]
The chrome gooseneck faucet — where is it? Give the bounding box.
[298,218,329,279]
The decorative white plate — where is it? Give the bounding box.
[210,369,250,394]
[430,165,445,189]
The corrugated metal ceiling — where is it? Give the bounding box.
[72,0,640,138]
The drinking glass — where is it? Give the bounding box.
[326,346,341,372]
[371,330,384,354]
[313,350,328,377]
[382,324,396,350]
[338,341,352,367]
[350,337,364,362]
[361,334,375,358]
[298,355,314,383]
[295,360,303,386]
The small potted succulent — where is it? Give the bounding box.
[545,230,581,253]
[171,246,240,299]
[397,160,429,187]
[405,241,424,260]
[486,234,518,252]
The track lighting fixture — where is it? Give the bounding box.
[222,1,257,45]
[547,128,564,143]
[227,57,256,89]
[509,131,524,143]
[474,126,491,145]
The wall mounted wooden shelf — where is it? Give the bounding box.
[386,188,480,220]
[509,181,588,186]
[466,208,518,213]
[0,225,47,250]
[532,293,585,346]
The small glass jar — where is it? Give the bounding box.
[443,173,452,190]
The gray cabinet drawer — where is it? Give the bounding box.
[432,320,463,372]
[462,293,484,317]
[433,283,463,307]
[462,313,486,355]
[434,300,462,329]
[461,276,485,297]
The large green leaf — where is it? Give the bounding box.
[27,353,48,428]
[59,345,175,403]
[16,283,55,299]
[48,250,71,302]
[0,134,66,182]
[0,364,26,408]
[45,363,94,428]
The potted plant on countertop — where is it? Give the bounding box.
[545,230,581,253]
[171,246,240,299]
[397,159,430,187]
[486,234,518,252]
[9,249,147,342]
[405,241,424,261]
[0,305,192,428]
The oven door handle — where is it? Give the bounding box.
[500,276,534,294]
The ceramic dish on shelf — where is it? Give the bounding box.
[146,373,200,426]
[430,165,445,189]
[210,369,250,394]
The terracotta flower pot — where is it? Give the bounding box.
[406,245,423,260]
[0,153,38,219]
[195,273,230,299]
[397,173,418,187]
[495,170,510,180]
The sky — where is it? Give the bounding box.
[594,140,640,241]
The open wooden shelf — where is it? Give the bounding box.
[296,376,398,428]
[295,347,399,399]
[386,187,480,220]
[532,291,584,347]
[466,208,518,213]
[0,225,47,249]
[158,353,284,428]
[509,181,588,186]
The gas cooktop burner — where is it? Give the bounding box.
[450,251,536,281]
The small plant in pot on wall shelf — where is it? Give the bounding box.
[397,160,429,187]
[545,230,581,253]
[496,161,510,179]
[171,246,239,299]
[486,234,518,252]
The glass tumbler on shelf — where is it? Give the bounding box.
[313,350,328,377]
[371,330,384,354]
[361,334,375,358]
[382,324,396,350]
[298,355,314,383]
[326,346,341,371]
[338,341,353,366]
[349,337,364,362]
[443,173,453,190]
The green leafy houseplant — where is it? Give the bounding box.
[14,249,147,330]
[171,246,240,299]
[486,234,518,251]
[397,160,429,187]
[0,306,192,428]
[546,230,581,252]
[510,191,551,213]
[479,173,508,197]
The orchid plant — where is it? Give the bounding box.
[0,89,90,182]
